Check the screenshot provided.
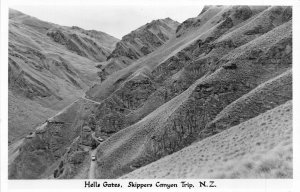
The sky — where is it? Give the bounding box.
[9,0,204,39]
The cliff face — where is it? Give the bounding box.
[9,6,293,179]
[98,18,179,81]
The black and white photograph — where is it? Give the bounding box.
[0,0,299,191]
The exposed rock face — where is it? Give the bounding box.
[53,137,90,179]
[92,70,157,137]
[108,18,179,60]
[204,69,292,139]
[47,27,118,62]
[99,18,179,80]
[121,100,293,179]
[80,126,93,146]
[9,98,100,179]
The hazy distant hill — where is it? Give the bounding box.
[9,6,292,180]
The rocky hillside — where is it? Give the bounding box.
[122,100,292,178]
[9,5,292,179]
[46,26,118,62]
[8,9,118,143]
[98,18,179,81]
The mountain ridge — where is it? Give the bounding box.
[97,17,179,81]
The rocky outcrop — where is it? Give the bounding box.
[80,126,93,146]
[121,100,293,179]
[53,137,90,179]
[46,28,118,62]
[99,18,179,80]
[108,18,179,61]
[204,69,292,139]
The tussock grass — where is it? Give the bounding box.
[122,101,292,178]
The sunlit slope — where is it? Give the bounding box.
[122,100,292,178]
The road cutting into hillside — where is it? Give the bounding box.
[82,97,102,105]
[88,149,97,179]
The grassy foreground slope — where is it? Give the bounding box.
[122,100,292,178]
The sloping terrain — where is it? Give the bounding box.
[122,100,292,178]
[8,9,118,143]
[91,6,292,179]
[86,5,271,101]
[98,18,179,81]
[8,98,100,179]
[46,26,118,62]
[8,5,292,179]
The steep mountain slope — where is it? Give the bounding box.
[84,5,289,141]
[9,98,100,179]
[125,5,290,125]
[8,5,292,179]
[86,5,270,102]
[10,9,119,62]
[122,100,292,178]
[98,18,179,81]
[91,6,292,178]
[8,9,118,143]
[202,69,292,139]
[46,26,118,62]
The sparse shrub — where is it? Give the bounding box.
[275,170,288,178]
[244,162,254,169]
[257,159,279,174]
[53,169,59,178]
[230,171,241,178]
[59,161,64,169]
[60,167,64,174]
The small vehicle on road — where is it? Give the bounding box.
[97,137,104,142]
[91,155,96,161]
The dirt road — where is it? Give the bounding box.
[82,97,102,105]
[88,149,97,179]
